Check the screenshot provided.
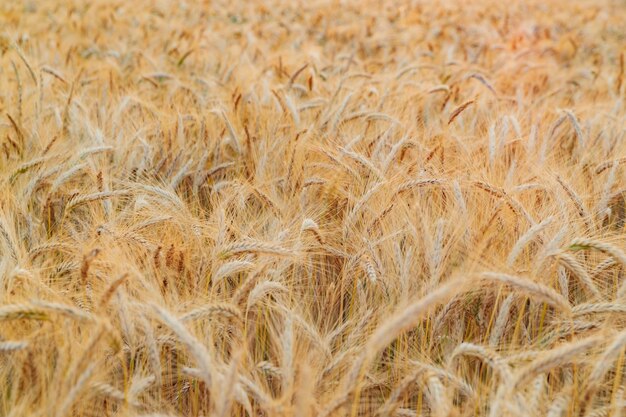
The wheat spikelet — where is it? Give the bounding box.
[180,303,243,322]
[78,145,114,160]
[246,281,288,309]
[513,335,603,388]
[10,63,22,123]
[555,175,590,219]
[134,184,185,210]
[591,258,617,277]
[530,220,566,275]
[568,238,626,296]
[66,190,131,210]
[361,254,379,284]
[80,248,100,284]
[220,241,295,258]
[452,180,467,215]
[344,181,387,232]
[213,260,255,284]
[340,147,383,178]
[448,100,475,125]
[98,274,128,308]
[327,92,353,131]
[597,162,618,222]
[364,112,400,124]
[211,108,241,153]
[90,381,129,404]
[139,314,162,386]
[42,65,67,83]
[195,162,235,189]
[547,389,572,417]
[238,374,275,412]
[301,218,324,244]
[489,294,515,347]
[557,253,601,298]
[381,135,412,173]
[573,303,626,316]
[257,361,282,378]
[507,216,554,266]
[396,178,444,194]
[528,375,547,416]
[9,156,51,184]
[170,160,192,189]
[480,272,571,312]
[562,109,585,149]
[394,408,420,417]
[151,304,216,386]
[129,374,156,402]
[10,39,36,83]
[411,361,476,399]
[23,164,62,200]
[557,265,569,299]
[448,342,512,382]
[50,163,87,192]
[29,242,72,259]
[468,73,497,94]
[0,216,18,262]
[426,374,451,417]
[473,181,535,224]
[281,317,295,394]
[303,177,326,187]
[569,238,626,267]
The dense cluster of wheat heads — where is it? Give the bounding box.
[0,0,625,416]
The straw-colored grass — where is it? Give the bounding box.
[0,0,625,416]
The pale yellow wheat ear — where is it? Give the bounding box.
[479,272,572,313]
[567,238,626,296]
[557,252,601,298]
[507,216,554,267]
[150,303,216,387]
[513,335,604,389]
[448,342,512,383]
[300,217,324,244]
[219,240,296,258]
[426,373,451,417]
[489,293,515,347]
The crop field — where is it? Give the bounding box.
[0,0,625,416]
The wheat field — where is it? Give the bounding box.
[0,0,625,416]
